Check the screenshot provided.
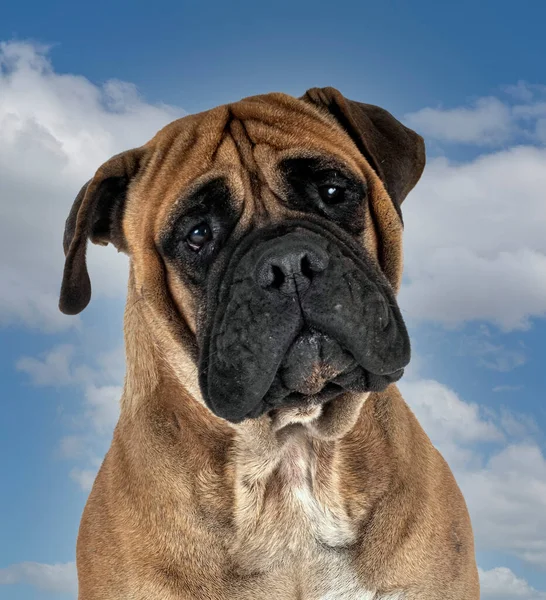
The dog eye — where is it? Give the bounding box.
[318,185,345,204]
[186,223,212,251]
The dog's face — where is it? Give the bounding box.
[59,88,425,424]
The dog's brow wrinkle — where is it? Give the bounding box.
[226,116,272,219]
[229,118,257,168]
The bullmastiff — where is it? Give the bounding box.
[59,87,479,599]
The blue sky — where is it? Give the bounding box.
[1,1,546,598]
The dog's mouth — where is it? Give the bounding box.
[243,327,403,420]
[279,329,356,395]
[262,328,356,407]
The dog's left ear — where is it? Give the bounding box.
[301,87,426,208]
[59,147,149,316]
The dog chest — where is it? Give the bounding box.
[228,439,400,599]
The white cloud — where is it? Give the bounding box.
[17,342,124,389]
[405,82,546,146]
[401,84,546,330]
[84,384,123,435]
[475,343,527,372]
[503,82,546,103]
[59,434,88,459]
[0,41,183,332]
[0,561,77,595]
[400,377,502,471]
[70,467,98,492]
[16,342,123,490]
[480,566,546,599]
[16,344,76,386]
[16,342,122,438]
[499,409,538,438]
[405,97,514,145]
[400,378,502,445]
[493,384,525,393]
[459,328,527,372]
[401,146,546,330]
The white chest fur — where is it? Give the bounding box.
[230,435,404,599]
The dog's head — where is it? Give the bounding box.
[59,87,425,426]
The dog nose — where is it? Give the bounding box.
[256,238,329,295]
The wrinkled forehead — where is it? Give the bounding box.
[126,92,376,242]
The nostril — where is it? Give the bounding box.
[300,254,313,281]
[270,264,285,290]
[302,250,329,279]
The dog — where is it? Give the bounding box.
[59,87,479,599]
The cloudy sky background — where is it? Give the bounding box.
[1,1,546,598]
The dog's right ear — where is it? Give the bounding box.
[59,147,148,316]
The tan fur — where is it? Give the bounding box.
[72,92,479,599]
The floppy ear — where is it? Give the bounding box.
[301,87,426,209]
[59,147,148,316]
